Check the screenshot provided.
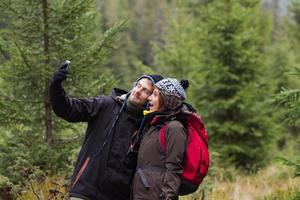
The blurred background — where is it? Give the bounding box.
[0,0,299,199]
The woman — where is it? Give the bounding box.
[131,78,190,200]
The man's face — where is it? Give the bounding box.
[129,78,154,106]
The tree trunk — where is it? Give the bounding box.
[44,82,53,147]
[271,0,280,42]
[0,188,13,200]
[42,0,53,147]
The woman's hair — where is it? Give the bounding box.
[157,90,165,111]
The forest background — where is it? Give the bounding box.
[0,0,299,199]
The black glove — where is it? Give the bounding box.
[51,62,69,86]
[49,62,70,114]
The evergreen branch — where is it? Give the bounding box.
[268,88,300,106]
[276,157,300,177]
[92,20,127,54]
[53,135,83,145]
[0,1,28,21]
[53,0,93,25]
[284,67,300,76]
[13,42,32,70]
[0,94,43,103]
[0,45,10,60]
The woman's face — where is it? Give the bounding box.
[148,88,162,112]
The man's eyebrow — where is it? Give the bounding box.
[141,86,150,91]
[145,88,151,93]
[141,85,152,93]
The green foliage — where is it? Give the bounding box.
[270,87,300,125]
[276,157,300,178]
[263,14,300,149]
[0,0,124,197]
[195,0,275,171]
[268,2,300,198]
[288,0,300,70]
[259,188,300,200]
[99,0,177,89]
[269,0,300,126]
[0,0,300,198]
[18,175,68,200]
[0,127,80,194]
[153,0,275,171]
[0,174,12,188]
[152,1,202,79]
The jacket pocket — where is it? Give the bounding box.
[133,167,165,200]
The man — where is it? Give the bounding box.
[49,62,163,200]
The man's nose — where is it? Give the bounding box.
[136,87,142,94]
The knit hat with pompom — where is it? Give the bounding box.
[155,78,189,110]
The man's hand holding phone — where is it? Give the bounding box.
[52,60,71,86]
[59,60,71,71]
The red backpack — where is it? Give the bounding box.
[159,112,209,195]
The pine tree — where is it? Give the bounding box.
[153,1,202,78]
[270,1,300,193]
[0,0,123,195]
[98,0,175,88]
[0,0,122,146]
[269,0,300,134]
[262,0,300,150]
[153,0,274,171]
[197,0,274,170]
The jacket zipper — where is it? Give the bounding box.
[72,157,90,188]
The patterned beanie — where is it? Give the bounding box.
[155,78,189,110]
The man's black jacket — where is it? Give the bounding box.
[50,78,141,200]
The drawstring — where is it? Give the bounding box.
[92,94,128,158]
[127,114,147,154]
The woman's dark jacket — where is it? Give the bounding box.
[50,77,141,200]
[132,110,188,200]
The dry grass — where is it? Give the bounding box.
[18,164,299,200]
[180,164,300,200]
[18,176,68,200]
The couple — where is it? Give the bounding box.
[50,63,194,200]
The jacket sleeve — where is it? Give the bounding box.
[49,78,106,122]
[161,120,187,200]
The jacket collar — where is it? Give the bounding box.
[148,103,197,126]
[110,88,128,102]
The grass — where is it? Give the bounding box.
[18,176,68,200]
[180,164,300,200]
[16,163,299,200]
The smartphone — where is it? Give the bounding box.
[63,60,71,71]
